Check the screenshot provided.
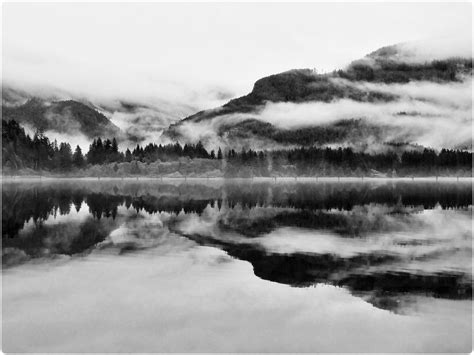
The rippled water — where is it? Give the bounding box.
[2,179,472,352]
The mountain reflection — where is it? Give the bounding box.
[2,180,472,313]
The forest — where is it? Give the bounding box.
[2,119,472,177]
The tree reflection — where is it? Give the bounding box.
[2,180,472,313]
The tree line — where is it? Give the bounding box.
[4,182,472,241]
[2,119,472,176]
[225,146,472,177]
[2,119,224,171]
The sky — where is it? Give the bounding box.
[2,2,472,110]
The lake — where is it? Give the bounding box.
[2,179,472,352]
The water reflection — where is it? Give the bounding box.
[2,180,472,315]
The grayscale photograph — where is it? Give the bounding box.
[1,2,473,353]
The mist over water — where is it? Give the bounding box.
[2,180,472,352]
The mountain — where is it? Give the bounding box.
[2,85,203,146]
[2,97,121,139]
[164,43,472,151]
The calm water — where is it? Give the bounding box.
[2,179,472,352]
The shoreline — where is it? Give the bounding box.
[1,175,473,182]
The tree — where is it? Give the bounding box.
[96,138,104,164]
[125,148,132,162]
[217,147,223,160]
[111,138,119,161]
[104,139,112,154]
[72,145,85,168]
[112,138,118,152]
[58,142,73,171]
[195,141,208,158]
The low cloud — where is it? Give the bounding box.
[4,33,472,152]
[174,76,472,150]
[387,36,472,63]
[3,67,237,151]
[45,130,92,153]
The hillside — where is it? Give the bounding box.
[178,51,471,124]
[164,43,472,151]
[2,97,121,139]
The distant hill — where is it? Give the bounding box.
[164,43,472,150]
[2,97,121,139]
[2,85,200,145]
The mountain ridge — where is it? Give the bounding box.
[163,45,472,150]
[2,97,121,139]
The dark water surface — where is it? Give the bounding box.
[2,179,472,352]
